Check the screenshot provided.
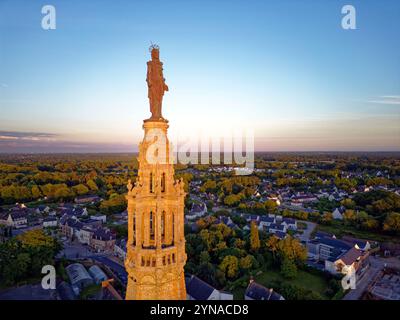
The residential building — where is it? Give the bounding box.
[43,217,58,228]
[268,223,287,234]
[259,216,275,229]
[325,247,370,281]
[282,218,297,230]
[91,214,107,223]
[244,280,284,300]
[332,207,344,220]
[74,195,102,204]
[90,228,116,253]
[186,275,233,300]
[186,202,207,220]
[0,211,28,229]
[114,238,127,261]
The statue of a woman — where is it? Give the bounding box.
[146,45,169,120]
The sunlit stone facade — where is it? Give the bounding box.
[125,118,187,300]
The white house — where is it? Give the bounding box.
[186,202,207,220]
[43,217,58,228]
[268,223,287,234]
[76,226,94,245]
[259,216,275,229]
[332,208,344,220]
[91,214,107,223]
[1,211,28,229]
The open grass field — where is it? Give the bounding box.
[231,267,330,300]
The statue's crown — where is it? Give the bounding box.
[149,43,160,52]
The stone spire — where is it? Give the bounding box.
[125,48,187,300]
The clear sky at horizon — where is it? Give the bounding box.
[0,0,399,152]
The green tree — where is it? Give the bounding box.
[219,255,239,279]
[31,185,42,199]
[383,212,400,233]
[341,198,356,209]
[199,251,211,265]
[280,257,298,279]
[250,221,260,252]
[264,200,277,213]
[72,184,89,196]
[239,255,254,270]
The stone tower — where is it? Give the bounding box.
[125,47,187,300]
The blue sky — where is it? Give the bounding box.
[0,0,399,152]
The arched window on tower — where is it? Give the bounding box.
[161,172,166,192]
[149,172,154,193]
[132,214,136,245]
[150,210,154,240]
[172,214,175,244]
[161,211,166,241]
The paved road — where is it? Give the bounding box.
[0,284,57,300]
[90,256,128,285]
[57,242,92,259]
[296,220,316,242]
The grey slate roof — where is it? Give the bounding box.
[185,275,215,300]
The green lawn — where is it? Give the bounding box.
[231,268,330,300]
[315,221,400,243]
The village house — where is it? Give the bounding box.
[259,216,275,229]
[185,275,233,300]
[307,236,352,261]
[91,213,107,223]
[89,228,116,253]
[74,195,102,205]
[282,218,297,230]
[114,238,127,261]
[325,247,370,282]
[244,280,285,300]
[0,211,28,229]
[268,223,287,234]
[35,205,51,215]
[186,202,207,220]
[43,216,58,228]
[332,207,345,220]
[341,235,372,251]
[215,216,238,229]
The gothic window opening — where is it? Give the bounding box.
[172,214,175,244]
[150,211,155,240]
[161,211,166,240]
[161,172,166,192]
[150,172,154,193]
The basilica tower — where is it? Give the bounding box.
[125,46,187,300]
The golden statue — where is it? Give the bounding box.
[146,44,168,120]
